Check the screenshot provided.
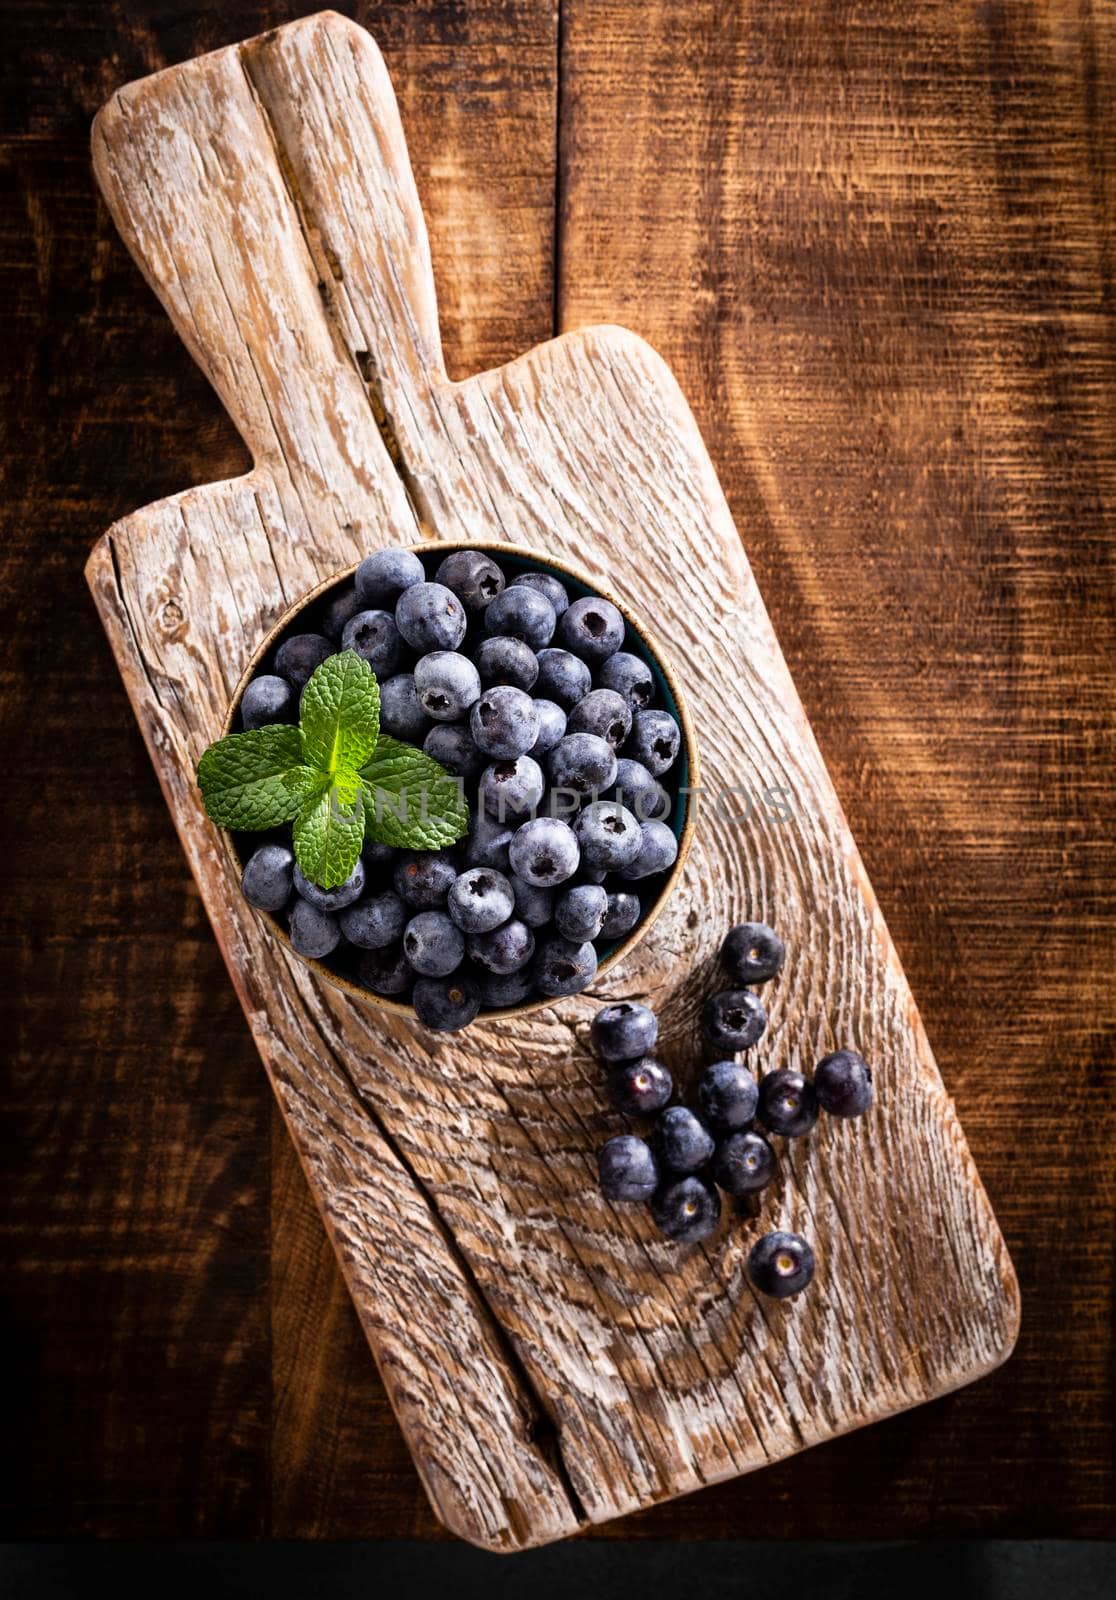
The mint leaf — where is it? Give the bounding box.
[359,735,469,850]
[293,781,366,889]
[299,648,380,774]
[197,726,313,829]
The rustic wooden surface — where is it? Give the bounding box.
[1,0,1112,1544]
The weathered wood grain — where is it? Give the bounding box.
[83,11,1017,1548]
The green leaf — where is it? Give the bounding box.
[359,735,469,850]
[299,648,380,774]
[197,726,313,830]
[293,781,366,889]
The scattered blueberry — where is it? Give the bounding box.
[814,1050,874,1118]
[534,936,598,996]
[355,547,425,607]
[591,1000,658,1063]
[414,650,482,721]
[435,548,505,611]
[598,651,654,711]
[293,859,366,912]
[546,732,618,797]
[721,922,785,985]
[598,1134,659,1202]
[468,918,536,974]
[510,570,569,615]
[483,585,556,650]
[696,1061,759,1132]
[508,817,580,886]
[475,635,539,691]
[618,818,678,880]
[703,989,767,1053]
[393,850,458,909]
[479,755,545,822]
[242,674,294,729]
[338,890,408,949]
[395,581,467,653]
[275,632,333,688]
[600,891,641,940]
[403,910,466,977]
[289,898,340,958]
[534,648,592,708]
[747,1231,815,1299]
[447,867,515,933]
[241,843,294,911]
[713,1131,777,1196]
[608,1057,673,1116]
[341,609,403,676]
[470,685,540,759]
[413,974,480,1031]
[655,1106,715,1173]
[757,1069,819,1138]
[651,1176,721,1242]
[378,673,429,742]
[557,596,625,664]
[625,708,681,776]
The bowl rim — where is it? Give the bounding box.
[221,540,700,1020]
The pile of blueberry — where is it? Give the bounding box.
[235,545,687,1030]
[595,921,874,1298]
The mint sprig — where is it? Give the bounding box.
[196,648,469,890]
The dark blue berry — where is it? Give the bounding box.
[321,585,363,642]
[555,883,608,942]
[591,1001,658,1063]
[479,755,545,822]
[533,936,598,996]
[241,843,294,911]
[289,898,340,958]
[598,651,654,712]
[655,1106,715,1173]
[625,708,681,776]
[606,758,670,822]
[356,942,415,998]
[483,585,556,650]
[403,910,465,977]
[546,732,617,797]
[574,800,642,871]
[508,817,580,886]
[293,859,366,912]
[378,673,429,742]
[470,685,540,759]
[598,1135,659,1202]
[510,874,554,928]
[463,813,515,871]
[447,867,515,934]
[703,989,767,1053]
[275,633,333,688]
[567,688,632,749]
[242,674,294,729]
[510,570,569,616]
[338,890,408,949]
[697,1060,759,1132]
[713,1130,777,1196]
[609,1056,673,1116]
[414,650,481,720]
[393,850,458,908]
[814,1050,874,1118]
[528,698,567,757]
[651,1176,721,1242]
[395,581,467,652]
[600,891,641,941]
[475,968,534,1008]
[412,974,480,1031]
[747,1231,815,1298]
[475,635,539,691]
[434,548,505,611]
[721,922,785,985]
[341,608,403,676]
[557,596,625,664]
[468,918,535,974]
[757,1069,818,1138]
[534,648,592,708]
[362,838,397,871]
[620,819,679,881]
[355,547,424,606]
[423,722,485,781]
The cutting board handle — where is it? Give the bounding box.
[91,13,444,508]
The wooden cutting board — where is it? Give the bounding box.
[87,10,1019,1552]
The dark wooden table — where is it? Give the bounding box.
[2,0,1113,1542]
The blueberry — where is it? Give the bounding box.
[625,708,681,777]
[620,819,679,881]
[423,722,485,781]
[475,635,539,691]
[608,1057,673,1116]
[576,862,608,884]
[378,673,429,742]
[757,1069,818,1138]
[356,942,415,998]
[475,969,534,1008]
[606,758,671,822]
[591,1000,658,1063]
[598,1134,659,1202]
[338,890,408,949]
[242,673,295,729]
[510,874,554,928]
[508,817,580,886]
[293,859,366,912]
[534,648,592,709]
[341,609,403,676]
[355,547,425,606]
[534,936,598,996]
[470,685,540,759]
[557,595,625,664]
[321,585,363,642]
[447,867,515,933]
[696,1060,759,1132]
[462,813,515,871]
[555,883,608,942]
[289,898,341,958]
[712,1130,777,1196]
[567,689,632,750]
[468,918,535,974]
[395,581,467,653]
[813,1050,874,1118]
[651,1176,721,1242]
[274,633,333,688]
[412,974,480,1031]
[362,838,397,871]
[393,850,458,908]
[483,585,556,650]
[600,891,641,941]
[241,843,294,910]
[747,1231,815,1299]
[655,1106,715,1173]
[403,910,465,977]
[434,548,505,611]
[703,989,767,1053]
[574,800,643,871]
[721,922,785,985]
[598,651,654,712]
[529,699,568,758]
[479,755,545,822]
[546,733,617,797]
[413,651,481,721]
[510,570,569,616]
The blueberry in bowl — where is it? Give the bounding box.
[200,543,697,1030]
